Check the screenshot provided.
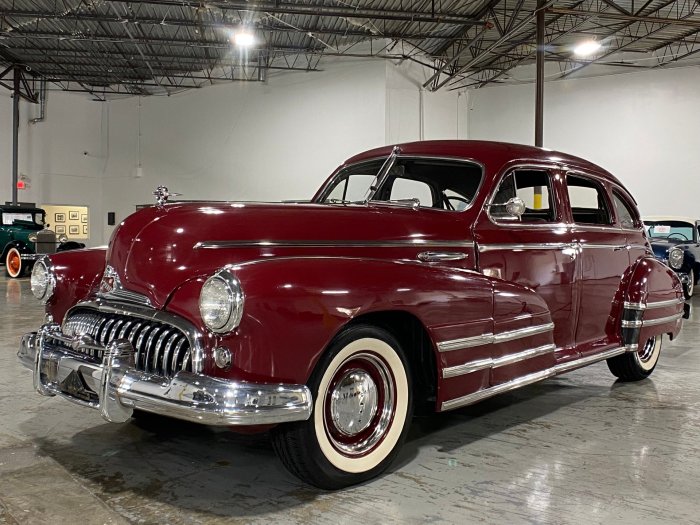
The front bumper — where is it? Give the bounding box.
[18,324,313,426]
[20,253,41,261]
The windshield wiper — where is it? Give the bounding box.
[363,145,401,204]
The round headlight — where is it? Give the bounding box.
[199,269,244,333]
[30,258,55,304]
[28,233,38,242]
[58,234,68,243]
[668,247,684,269]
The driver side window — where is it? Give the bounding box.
[490,169,556,223]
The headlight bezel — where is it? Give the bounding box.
[30,257,56,304]
[58,234,68,244]
[198,268,245,333]
[28,233,38,243]
[668,247,684,270]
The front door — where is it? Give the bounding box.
[474,166,579,375]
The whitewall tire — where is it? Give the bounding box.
[607,335,662,381]
[272,324,413,489]
[685,269,694,299]
[5,247,23,278]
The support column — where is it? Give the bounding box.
[535,0,545,148]
[12,65,20,204]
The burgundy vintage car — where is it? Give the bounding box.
[19,141,688,489]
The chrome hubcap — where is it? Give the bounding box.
[324,352,395,456]
[330,370,378,436]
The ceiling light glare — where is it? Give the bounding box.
[573,40,601,57]
[232,30,255,47]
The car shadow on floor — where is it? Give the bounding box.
[21,372,627,519]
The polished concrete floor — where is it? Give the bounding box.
[1,273,699,525]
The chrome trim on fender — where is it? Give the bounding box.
[623,297,685,311]
[18,326,312,426]
[442,343,556,379]
[65,299,205,374]
[621,312,683,328]
[441,346,627,411]
[195,239,475,250]
[437,322,554,352]
[437,333,494,353]
[493,322,554,343]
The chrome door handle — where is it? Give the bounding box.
[417,251,467,262]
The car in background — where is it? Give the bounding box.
[19,141,686,489]
[0,204,85,278]
[644,216,700,298]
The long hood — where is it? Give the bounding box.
[649,239,684,259]
[107,202,470,307]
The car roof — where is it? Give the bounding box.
[644,215,698,224]
[344,140,622,185]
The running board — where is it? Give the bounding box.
[440,346,627,412]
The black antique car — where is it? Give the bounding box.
[645,216,700,298]
[0,204,84,278]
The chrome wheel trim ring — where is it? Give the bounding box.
[323,352,396,457]
[638,336,657,363]
[636,335,661,371]
[687,270,694,298]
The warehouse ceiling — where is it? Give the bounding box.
[1,0,699,98]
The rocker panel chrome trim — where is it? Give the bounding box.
[437,322,554,352]
[442,343,556,379]
[441,346,627,411]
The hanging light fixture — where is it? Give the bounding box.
[231,28,255,47]
[573,40,602,57]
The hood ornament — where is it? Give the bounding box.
[99,265,121,295]
[153,186,181,207]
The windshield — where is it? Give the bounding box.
[645,221,695,242]
[318,157,483,211]
[2,212,44,227]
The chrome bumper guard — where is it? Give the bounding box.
[20,253,41,261]
[18,324,313,426]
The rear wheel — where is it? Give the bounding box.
[607,335,662,381]
[272,325,412,489]
[5,248,23,278]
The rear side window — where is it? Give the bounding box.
[612,190,639,229]
[566,174,612,225]
[490,169,556,223]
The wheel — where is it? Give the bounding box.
[271,324,413,489]
[607,335,662,381]
[685,268,694,299]
[5,247,24,278]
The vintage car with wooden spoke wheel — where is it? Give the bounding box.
[0,204,84,278]
[18,141,688,489]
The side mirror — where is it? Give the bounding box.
[505,197,526,218]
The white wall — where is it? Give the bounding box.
[466,66,700,217]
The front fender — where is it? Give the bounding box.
[46,248,107,323]
[166,257,499,384]
[2,240,32,260]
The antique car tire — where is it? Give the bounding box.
[271,324,413,489]
[5,247,24,278]
[685,269,694,298]
[607,335,662,381]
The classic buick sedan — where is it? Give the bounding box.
[19,141,687,489]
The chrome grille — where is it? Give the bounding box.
[35,230,57,254]
[60,309,193,377]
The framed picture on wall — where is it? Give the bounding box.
[69,211,79,221]
[54,213,65,223]
[82,225,88,235]
[55,225,66,234]
[69,225,79,235]
[81,214,88,223]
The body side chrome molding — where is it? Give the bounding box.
[437,322,554,352]
[621,312,684,328]
[442,343,556,379]
[623,297,685,311]
[417,251,468,262]
[195,239,475,250]
[478,243,569,252]
[441,346,628,411]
